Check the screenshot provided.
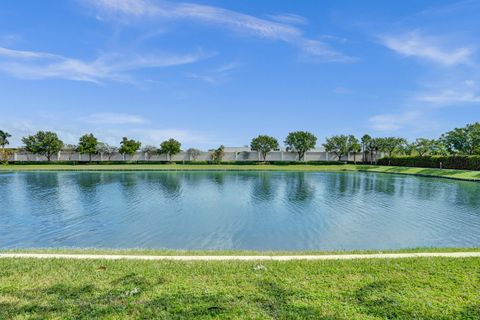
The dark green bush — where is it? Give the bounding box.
[378,156,480,170]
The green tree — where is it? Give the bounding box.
[441,122,480,155]
[361,134,372,163]
[348,135,361,164]
[0,130,12,150]
[398,141,415,156]
[22,131,64,161]
[381,137,407,157]
[159,139,182,162]
[430,139,449,156]
[412,138,435,157]
[250,135,279,161]
[119,137,141,155]
[367,138,383,164]
[77,133,98,162]
[323,135,350,161]
[211,145,225,163]
[187,148,201,161]
[0,148,12,164]
[284,131,317,161]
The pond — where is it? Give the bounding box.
[1,171,479,250]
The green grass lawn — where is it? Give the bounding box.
[1,163,480,181]
[0,257,478,319]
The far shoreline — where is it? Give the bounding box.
[1,163,479,182]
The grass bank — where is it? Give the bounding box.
[1,163,480,181]
[0,256,478,319]
[2,247,480,256]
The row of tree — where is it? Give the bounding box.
[322,122,480,162]
[0,122,479,162]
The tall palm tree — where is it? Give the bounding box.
[361,134,371,163]
[0,130,11,150]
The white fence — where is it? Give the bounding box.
[8,151,384,162]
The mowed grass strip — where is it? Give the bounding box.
[1,163,480,181]
[0,258,478,319]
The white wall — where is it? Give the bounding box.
[8,151,385,162]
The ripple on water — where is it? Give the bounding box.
[1,171,480,250]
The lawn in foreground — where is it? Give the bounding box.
[0,257,478,319]
[1,163,480,181]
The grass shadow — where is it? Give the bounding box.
[257,280,340,319]
[354,280,479,319]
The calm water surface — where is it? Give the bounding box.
[1,171,479,250]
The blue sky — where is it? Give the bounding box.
[0,0,479,149]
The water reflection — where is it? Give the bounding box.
[285,172,315,203]
[250,173,276,202]
[1,171,480,250]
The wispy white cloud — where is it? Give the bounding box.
[0,46,212,84]
[379,31,473,66]
[0,114,214,148]
[83,0,352,62]
[415,80,480,105]
[187,62,239,84]
[268,13,308,25]
[369,111,424,131]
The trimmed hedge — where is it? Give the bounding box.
[378,156,480,171]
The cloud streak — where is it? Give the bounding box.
[0,46,211,84]
[0,114,214,148]
[83,0,352,62]
[415,80,480,105]
[379,31,473,66]
[369,111,423,131]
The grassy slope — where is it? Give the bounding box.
[0,257,478,319]
[1,163,480,181]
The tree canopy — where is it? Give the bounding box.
[250,135,279,161]
[211,145,225,163]
[77,133,98,161]
[441,122,480,155]
[22,131,64,161]
[323,135,350,160]
[284,131,317,161]
[159,139,182,161]
[0,130,12,150]
[119,137,141,155]
[379,137,407,157]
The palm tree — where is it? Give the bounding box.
[0,130,12,150]
[361,134,371,163]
